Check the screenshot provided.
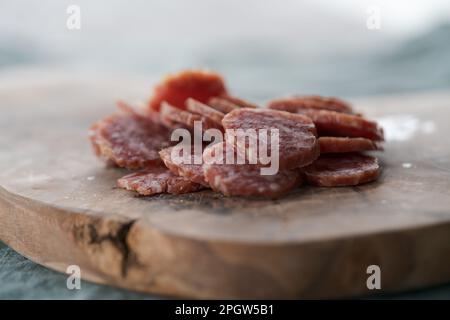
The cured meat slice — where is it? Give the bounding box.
[219,95,258,109]
[159,146,208,186]
[117,166,204,196]
[221,108,319,169]
[117,100,187,130]
[208,95,257,113]
[89,109,171,169]
[203,142,302,198]
[159,115,188,130]
[160,102,200,128]
[268,95,354,114]
[302,153,380,187]
[319,137,383,154]
[160,101,222,131]
[296,109,384,141]
[186,98,224,125]
[149,70,227,111]
[208,97,240,113]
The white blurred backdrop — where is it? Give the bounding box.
[1,0,450,98]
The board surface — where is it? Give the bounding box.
[1,73,450,298]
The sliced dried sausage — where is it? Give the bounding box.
[117,166,205,196]
[186,98,224,125]
[268,95,354,114]
[159,146,208,186]
[208,95,257,113]
[160,102,222,131]
[219,95,258,109]
[89,109,171,169]
[222,108,319,169]
[203,142,302,198]
[297,109,384,141]
[319,137,383,153]
[302,153,380,187]
[208,97,240,113]
[149,70,227,111]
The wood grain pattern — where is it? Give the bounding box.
[0,73,450,298]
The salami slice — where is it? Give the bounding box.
[302,153,380,187]
[221,108,319,169]
[207,97,240,113]
[117,100,185,131]
[160,101,223,131]
[296,109,384,141]
[89,109,171,169]
[117,166,205,196]
[219,95,258,109]
[149,70,227,111]
[186,98,224,125]
[203,142,302,198]
[319,137,383,154]
[159,146,208,186]
[208,95,257,113]
[159,115,188,130]
[268,95,354,114]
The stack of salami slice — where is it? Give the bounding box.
[90,70,384,199]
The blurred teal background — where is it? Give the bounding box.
[1,0,450,99]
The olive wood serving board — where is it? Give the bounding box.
[1,74,449,298]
